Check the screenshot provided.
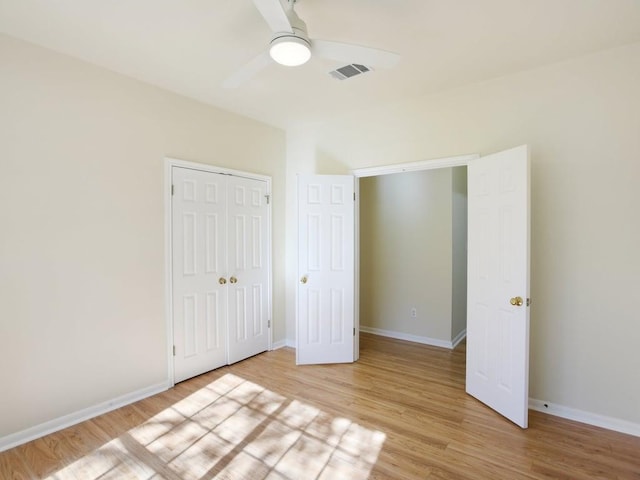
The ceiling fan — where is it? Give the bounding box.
[223,0,401,88]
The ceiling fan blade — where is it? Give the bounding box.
[312,40,400,69]
[252,0,293,33]
[222,51,272,89]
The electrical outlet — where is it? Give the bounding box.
[411,307,417,318]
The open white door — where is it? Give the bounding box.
[466,145,531,428]
[297,175,355,365]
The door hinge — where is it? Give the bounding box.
[353,192,356,201]
[265,194,270,205]
[353,327,356,336]
[171,184,175,196]
[268,320,271,328]
[172,345,176,356]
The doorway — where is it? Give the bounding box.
[358,166,468,349]
[351,146,531,427]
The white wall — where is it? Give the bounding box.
[359,170,453,342]
[0,35,286,440]
[285,42,640,425]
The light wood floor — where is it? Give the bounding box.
[1,333,639,479]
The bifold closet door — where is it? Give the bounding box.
[172,167,228,383]
[226,176,270,364]
[172,167,270,383]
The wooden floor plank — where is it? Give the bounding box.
[0,447,35,480]
[1,333,639,479]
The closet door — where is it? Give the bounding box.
[172,167,228,383]
[227,176,270,364]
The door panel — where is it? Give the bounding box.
[466,145,530,428]
[172,167,270,382]
[172,167,227,383]
[297,175,355,365]
[227,176,270,364]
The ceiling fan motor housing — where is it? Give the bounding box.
[269,7,311,66]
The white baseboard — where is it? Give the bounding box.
[529,398,640,438]
[451,329,467,348]
[271,339,296,350]
[271,339,289,350]
[282,332,462,351]
[0,381,170,453]
[360,326,454,349]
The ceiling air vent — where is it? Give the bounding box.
[329,64,371,80]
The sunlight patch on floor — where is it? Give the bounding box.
[46,373,386,480]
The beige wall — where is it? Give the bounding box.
[451,167,468,340]
[2,29,639,441]
[285,42,640,424]
[0,35,286,439]
[360,170,453,341]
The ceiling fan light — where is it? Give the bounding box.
[269,35,311,66]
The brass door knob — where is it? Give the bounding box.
[219,277,227,285]
[229,276,238,284]
[510,296,524,306]
[300,275,308,284]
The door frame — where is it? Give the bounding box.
[164,157,273,386]
[351,153,479,356]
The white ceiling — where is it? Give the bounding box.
[1,0,640,129]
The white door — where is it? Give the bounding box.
[297,175,355,365]
[172,167,228,383]
[227,176,270,364]
[466,145,531,428]
[172,166,271,382]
